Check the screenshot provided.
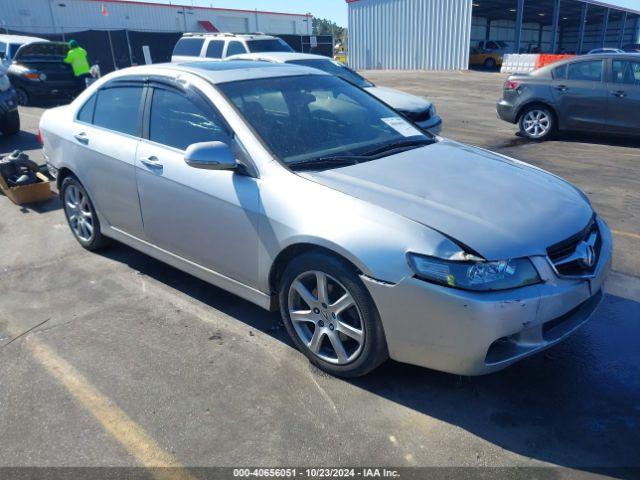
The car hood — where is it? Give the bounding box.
[299,140,593,260]
[365,86,432,113]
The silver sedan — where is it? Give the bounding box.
[40,61,611,377]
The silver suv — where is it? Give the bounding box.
[171,33,293,62]
[40,61,610,378]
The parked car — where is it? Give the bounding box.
[587,48,625,55]
[41,61,611,377]
[497,53,640,140]
[0,71,19,136]
[469,46,503,69]
[7,41,77,106]
[477,40,513,54]
[0,34,48,70]
[622,43,640,53]
[171,33,293,62]
[225,52,442,135]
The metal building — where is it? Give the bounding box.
[348,0,640,70]
[0,0,311,36]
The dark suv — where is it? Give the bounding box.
[7,41,77,106]
[497,53,640,140]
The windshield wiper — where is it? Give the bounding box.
[288,156,367,171]
[362,138,434,157]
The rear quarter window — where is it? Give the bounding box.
[173,38,205,57]
[77,94,96,123]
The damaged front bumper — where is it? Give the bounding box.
[362,218,612,376]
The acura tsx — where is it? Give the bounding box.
[40,61,611,377]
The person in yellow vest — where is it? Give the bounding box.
[64,40,91,92]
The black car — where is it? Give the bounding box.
[497,53,640,140]
[7,41,77,106]
[0,71,19,136]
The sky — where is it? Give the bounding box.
[123,0,349,26]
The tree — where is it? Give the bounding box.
[312,17,346,44]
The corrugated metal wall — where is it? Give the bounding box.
[0,0,310,35]
[348,0,473,70]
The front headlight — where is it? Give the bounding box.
[407,253,540,291]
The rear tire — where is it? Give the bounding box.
[484,57,497,69]
[279,252,388,378]
[15,88,29,107]
[61,176,111,251]
[0,110,20,136]
[518,105,555,141]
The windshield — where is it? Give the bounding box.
[287,59,373,88]
[15,42,68,60]
[218,75,430,165]
[246,39,293,53]
[496,41,510,48]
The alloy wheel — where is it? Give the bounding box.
[522,109,551,138]
[288,270,365,365]
[64,184,94,242]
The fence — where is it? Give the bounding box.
[6,29,333,74]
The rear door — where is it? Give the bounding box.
[551,59,609,131]
[607,58,640,135]
[71,80,145,237]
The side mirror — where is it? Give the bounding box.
[184,141,237,171]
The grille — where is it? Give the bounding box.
[547,216,601,277]
[402,108,431,123]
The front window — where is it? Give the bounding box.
[218,75,431,166]
[226,41,247,57]
[287,59,373,88]
[246,39,293,53]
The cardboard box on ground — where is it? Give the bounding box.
[0,172,52,205]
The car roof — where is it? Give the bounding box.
[0,34,49,44]
[225,52,331,63]
[110,61,329,85]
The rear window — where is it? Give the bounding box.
[552,64,567,80]
[567,60,603,82]
[93,86,143,136]
[205,40,224,59]
[246,39,293,53]
[15,42,68,60]
[173,38,205,57]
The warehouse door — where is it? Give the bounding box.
[216,17,249,33]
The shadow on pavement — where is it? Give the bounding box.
[100,242,640,474]
[0,131,41,154]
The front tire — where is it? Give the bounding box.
[519,106,555,140]
[15,88,29,107]
[484,57,497,69]
[61,176,110,251]
[279,252,388,377]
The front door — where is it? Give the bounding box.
[607,58,640,135]
[551,59,609,132]
[135,84,261,288]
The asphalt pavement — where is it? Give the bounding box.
[0,70,638,477]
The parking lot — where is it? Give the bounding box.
[1,69,639,475]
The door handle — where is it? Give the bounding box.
[140,155,163,169]
[554,85,568,92]
[611,90,627,98]
[73,132,89,144]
